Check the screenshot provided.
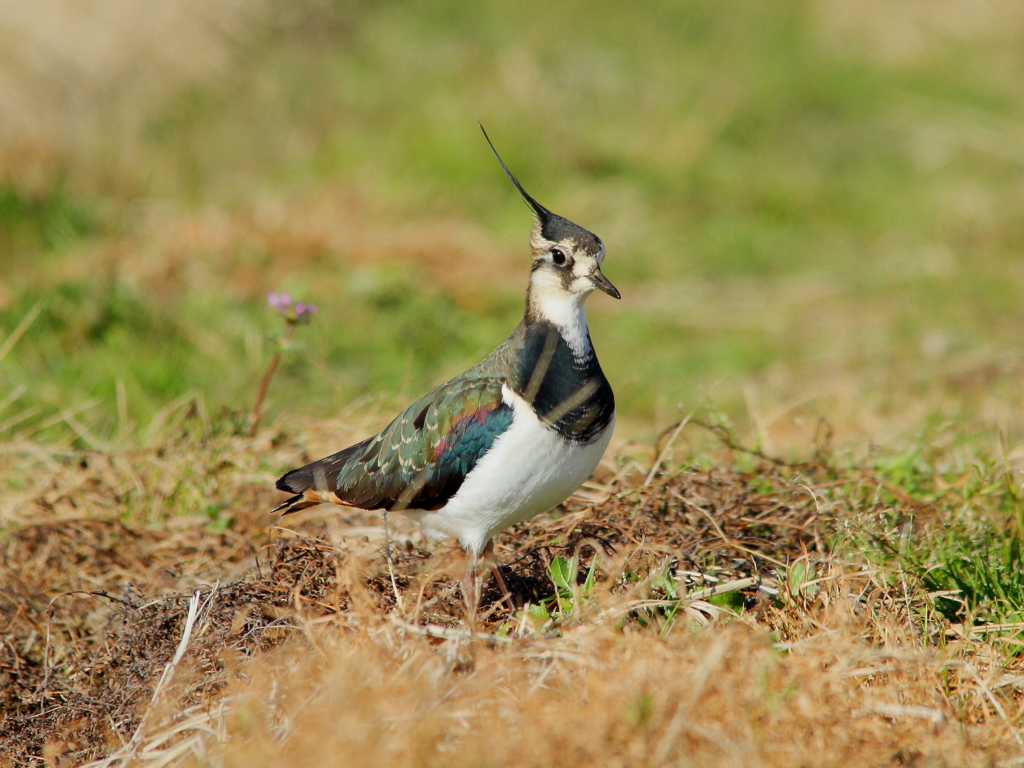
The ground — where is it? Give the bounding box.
[2,422,1023,766]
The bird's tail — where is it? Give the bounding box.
[272,449,356,515]
[270,489,327,515]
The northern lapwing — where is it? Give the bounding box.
[273,126,619,620]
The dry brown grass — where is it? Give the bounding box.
[2,418,1023,766]
[23,185,528,313]
[201,614,1008,768]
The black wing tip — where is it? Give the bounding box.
[275,472,297,493]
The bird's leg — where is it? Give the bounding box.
[462,550,480,629]
[482,539,516,610]
[381,510,404,610]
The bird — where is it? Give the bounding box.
[272,126,619,621]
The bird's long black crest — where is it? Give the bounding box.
[479,122,551,223]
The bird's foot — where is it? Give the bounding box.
[483,539,518,611]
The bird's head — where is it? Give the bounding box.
[480,125,620,312]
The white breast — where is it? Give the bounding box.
[402,384,614,556]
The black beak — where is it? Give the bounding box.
[590,269,621,299]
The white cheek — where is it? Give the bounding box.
[569,276,595,294]
[533,269,564,294]
[572,257,596,279]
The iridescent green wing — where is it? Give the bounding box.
[276,374,513,511]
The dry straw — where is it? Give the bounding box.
[2,425,1023,765]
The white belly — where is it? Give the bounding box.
[403,384,614,556]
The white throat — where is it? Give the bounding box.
[527,273,593,362]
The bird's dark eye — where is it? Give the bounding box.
[551,248,567,265]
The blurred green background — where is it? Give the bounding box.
[2,0,1023,451]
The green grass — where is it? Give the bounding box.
[923,532,1024,626]
[0,269,519,444]
[822,446,1024,633]
[0,185,96,259]
[2,0,1023,447]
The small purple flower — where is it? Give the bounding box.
[267,291,293,311]
[268,291,317,323]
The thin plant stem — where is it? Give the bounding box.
[250,323,294,436]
